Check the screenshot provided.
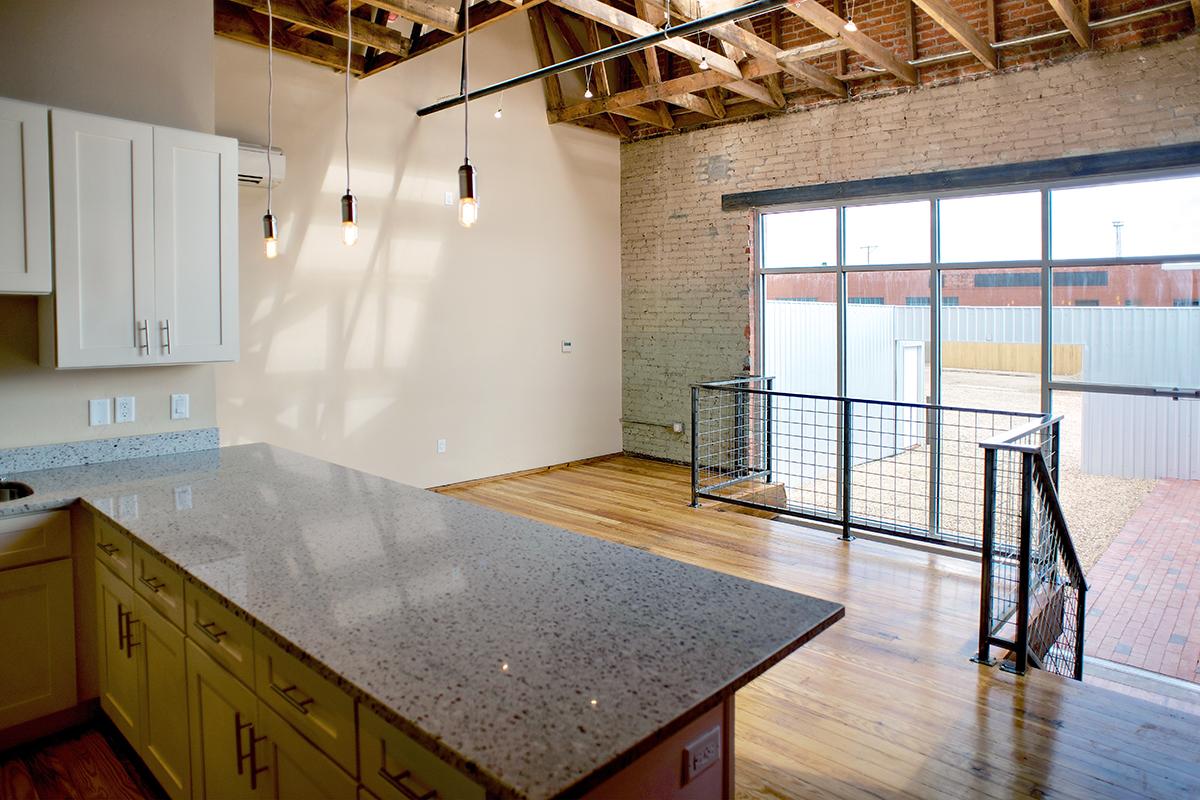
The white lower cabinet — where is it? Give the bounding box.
[186,639,260,800]
[96,561,141,744]
[135,594,191,800]
[256,703,358,800]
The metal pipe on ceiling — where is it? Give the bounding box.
[415,0,796,116]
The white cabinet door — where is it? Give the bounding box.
[0,98,51,294]
[153,126,239,363]
[0,559,76,728]
[255,703,358,800]
[49,109,155,368]
[186,640,260,800]
[134,596,191,800]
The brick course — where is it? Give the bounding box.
[620,34,1200,460]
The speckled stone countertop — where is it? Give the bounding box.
[0,444,843,799]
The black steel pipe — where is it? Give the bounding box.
[416,0,796,117]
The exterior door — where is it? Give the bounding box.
[153,126,239,363]
[50,109,155,368]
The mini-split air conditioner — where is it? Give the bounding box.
[237,143,285,188]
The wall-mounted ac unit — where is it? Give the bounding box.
[237,143,285,188]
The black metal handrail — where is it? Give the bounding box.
[976,416,1087,681]
[690,378,1047,550]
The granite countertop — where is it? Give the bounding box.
[0,444,843,799]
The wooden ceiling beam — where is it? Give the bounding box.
[528,5,565,112]
[227,0,411,56]
[358,0,458,34]
[911,0,996,68]
[215,1,367,73]
[1045,0,1092,47]
[784,0,918,84]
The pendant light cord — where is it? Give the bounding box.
[345,0,352,195]
[460,0,470,162]
[266,0,274,214]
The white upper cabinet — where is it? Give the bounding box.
[47,109,155,368]
[153,127,238,363]
[37,103,239,368]
[0,98,52,294]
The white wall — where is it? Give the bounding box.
[213,16,622,488]
[0,0,218,449]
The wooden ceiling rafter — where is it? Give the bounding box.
[228,0,411,55]
[215,0,369,73]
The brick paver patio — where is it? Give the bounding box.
[1085,479,1200,683]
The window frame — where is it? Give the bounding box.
[754,165,1200,408]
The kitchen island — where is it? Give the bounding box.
[0,444,843,798]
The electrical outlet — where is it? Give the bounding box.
[171,393,190,420]
[561,340,573,353]
[89,398,112,427]
[444,190,455,206]
[115,396,136,423]
[437,438,447,454]
[682,725,722,785]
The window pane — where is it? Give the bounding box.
[762,273,837,393]
[1051,263,1200,387]
[845,271,930,402]
[844,200,930,266]
[761,208,837,269]
[940,267,1043,413]
[938,192,1041,263]
[1050,174,1200,259]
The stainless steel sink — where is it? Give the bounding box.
[0,481,34,502]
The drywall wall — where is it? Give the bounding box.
[213,14,621,488]
[0,0,217,449]
[621,34,1200,462]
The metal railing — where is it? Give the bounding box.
[690,378,1047,550]
[975,416,1087,680]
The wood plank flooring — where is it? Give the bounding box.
[442,455,1200,800]
[0,720,164,800]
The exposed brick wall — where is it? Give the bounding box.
[620,33,1200,461]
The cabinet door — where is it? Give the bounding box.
[255,703,358,800]
[0,559,76,728]
[49,109,155,368]
[0,98,51,294]
[134,596,190,800]
[96,560,141,744]
[186,640,260,800]
[153,126,239,363]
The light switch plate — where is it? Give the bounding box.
[561,340,573,353]
[437,438,447,454]
[171,393,190,420]
[89,398,112,427]
[115,396,135,423]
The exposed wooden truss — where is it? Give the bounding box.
[214,0,1183,140]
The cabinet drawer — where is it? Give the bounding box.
[184,582,254,688]
[253,631,356,775]
[0,510,69,570]
[132,544,184,630]
[94,515,133,583]
[360,706,484,800]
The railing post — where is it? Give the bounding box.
[974,446,998,666]
[690,386,700,508]
[735,388,747,476]
[927,405,942,542]
[1050,418,1062,490]
[840,399,854,541]
[1074,581,1087,681]
[1006,451,1035,675]
[765,377,774,483]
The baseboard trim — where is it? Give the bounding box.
[0,699,99,754]
[430,453,622,492]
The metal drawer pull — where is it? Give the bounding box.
[139,575,166,593]
[235,713,269,790]
[137,319,149,354]
[378,767,438,800]
[116,602,127,651]
[270,682,314,715]
[97,541,119,556]
[120,609,140,657]
[193,619,228,643]
[160,319,172,355]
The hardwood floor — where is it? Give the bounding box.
[442,455,1200,800]
[0,720,164,800]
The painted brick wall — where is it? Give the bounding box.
[621,33,1200,461]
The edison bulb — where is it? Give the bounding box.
[699,56,709,70]
[458,197,478,228]
[341,220,359,246]
[494,108,503,119]
[584,87,593,99]
[844,19,858,32]
[264,236,279,259]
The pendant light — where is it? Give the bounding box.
[341,1,359,246]
[262,0,279,259]
[844,0,858,32]
[494,91,503,120]
[457,0,478,228]
[583,65,594,99]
